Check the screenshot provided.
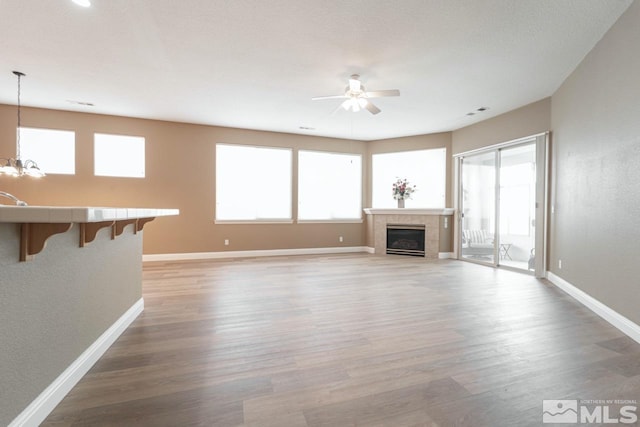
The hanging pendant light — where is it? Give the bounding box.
[0,71,45,178]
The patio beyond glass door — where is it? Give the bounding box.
[460,151,496,264]
[498,144,536,271]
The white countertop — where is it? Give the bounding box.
[0,206,179,223]
[364,208,454,215]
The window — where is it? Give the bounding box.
[18,127,75,174]
[94,133,145,178]
[298,150,362,221]
[216,143,292,221]
[372,148,446,208]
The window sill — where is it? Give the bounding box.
[297,219,363,224]
[214,219,294,225]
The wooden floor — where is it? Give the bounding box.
[43,254,640,426]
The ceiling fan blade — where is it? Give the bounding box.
[365,89,400,98]
[312,95,348,101]
[349,78,361,92]
[365,101,381,115]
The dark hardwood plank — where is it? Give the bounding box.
[41,254,640,426]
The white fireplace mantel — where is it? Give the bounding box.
[364,208,454,216]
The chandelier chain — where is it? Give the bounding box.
[16,72,22,157]
[0,71,44,177]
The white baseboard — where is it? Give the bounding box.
[547,272,640,344]
[9,298,144,427]
[143,246,371,262]
[142,247,458,261]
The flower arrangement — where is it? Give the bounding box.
[392,178,416,200]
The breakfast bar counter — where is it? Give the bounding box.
[0,206,178,426]
[0,206,178,261]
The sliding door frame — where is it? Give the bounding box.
[454,132,549,278]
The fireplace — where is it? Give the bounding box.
[386,224,426,257]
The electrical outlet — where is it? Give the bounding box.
[558,259,562,269]
[339,236,343,243]
[224,239,229,246]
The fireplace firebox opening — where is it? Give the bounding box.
[386,224,426,257]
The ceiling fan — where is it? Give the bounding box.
[312,74,400,115]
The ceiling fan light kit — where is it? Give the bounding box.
[312,74,400,115]
[71,0,91,7]
[342,97,369,112]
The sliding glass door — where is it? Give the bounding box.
[498,144,536,271]
[457,134,547,276]
[460,151,497,264]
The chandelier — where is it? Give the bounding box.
[0,71,45,177]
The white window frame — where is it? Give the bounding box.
[215,143,293,223]
[297,150,363,223]
[18,127,76,175]
[94,133,145,178]
[372,148,447,209]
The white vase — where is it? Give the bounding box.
[397,199,405,208]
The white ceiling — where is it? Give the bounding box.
[0,0,633,141]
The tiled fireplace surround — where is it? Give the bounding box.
[364,209,455,259]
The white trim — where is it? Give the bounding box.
[453,131,549,157]
[364,208,454,215]
[214,220,294,225]
[296,219,363,224]
[540,133,550,276]
[547,272,640,344]
[438,252,455,259]
[9,298,144,427]
[143,246,371,262]
[143,247,456,261]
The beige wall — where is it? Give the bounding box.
[0,106,368,254]
[448,1,640,327]
[0,105,458,255]
[452,98,551,155]
[12,8,637,324]
[450,99,551,268]
[439,215,453,253]
[549,0,640,325]
[364,133,453,249]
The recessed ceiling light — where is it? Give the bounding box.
[72,0,91,8]
[466,106,490,117]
